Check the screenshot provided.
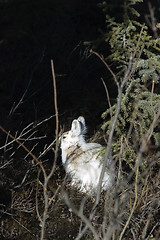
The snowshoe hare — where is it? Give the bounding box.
[60,116,114,194]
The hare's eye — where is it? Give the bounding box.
[63,135,67,140]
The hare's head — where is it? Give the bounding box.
[60,116,87,150]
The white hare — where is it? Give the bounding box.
[60,116,114,194]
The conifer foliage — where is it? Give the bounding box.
[97,0,160,169]
[86,2,160,238]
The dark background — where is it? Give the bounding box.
[0,0,109,134]
[0,0,159,144]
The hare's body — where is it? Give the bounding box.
[60,116,114,194]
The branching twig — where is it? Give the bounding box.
[0,125,46,178]
[0,115,54,150]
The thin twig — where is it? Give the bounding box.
[101,78,112,118]
[150,79,156,119]
[12,216,35,236]
[91,50,119,87]
[51,59,59,138]
[36,171,42,224]
[39,60,59,240]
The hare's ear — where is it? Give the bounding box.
[71,119,82,136]
[77,116,87,134]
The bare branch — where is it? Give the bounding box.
[39,60,59,240]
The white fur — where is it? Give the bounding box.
[60,116,114,194]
